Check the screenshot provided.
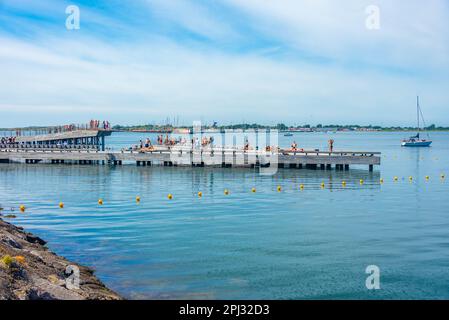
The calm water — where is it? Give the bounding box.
[1,131,449,299]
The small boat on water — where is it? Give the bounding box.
[401,96,432,147]
[284,132,293,137]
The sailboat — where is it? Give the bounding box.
[401,96,432,147]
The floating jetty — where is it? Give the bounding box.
[0,130,380,171]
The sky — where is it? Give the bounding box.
[0,0,448,127]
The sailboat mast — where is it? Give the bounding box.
[417,96,420,132]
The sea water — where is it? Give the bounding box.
[1,131,449,299]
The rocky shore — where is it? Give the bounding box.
[0,218,121,300]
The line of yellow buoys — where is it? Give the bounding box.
[1,174,444,214]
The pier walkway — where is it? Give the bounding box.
[12,129,112,151]
[0,146,381,171]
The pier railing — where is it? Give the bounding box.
[0,143,100,151]
[1,144,380,156]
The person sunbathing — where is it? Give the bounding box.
[140,146,154,152]
[290,141,298,151]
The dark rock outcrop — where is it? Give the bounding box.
[0,218,121,300]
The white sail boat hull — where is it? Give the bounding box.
[401,140,432,147]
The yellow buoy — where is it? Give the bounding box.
[251,187,256,193]
[59,202,64,209]
[342,181,346,186]
[425,175,430,180]
[98,199,103,205]
[277,185,282,192]
[19,205,26,213]
[394,176,398,182]
[359,179,364,185]
[136,196,141,202]
[380,178,384,184]
[198,191,202,198]
[299,184,304,190]
[409,176,413,181]
[167,193,173,200]
[320,182,325,188]
[224,189,229,195]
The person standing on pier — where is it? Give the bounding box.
[328,139,334,153]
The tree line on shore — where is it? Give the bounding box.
[2,123,448,132]
[111,123,449,132]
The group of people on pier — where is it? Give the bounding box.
[128,136,336,153]
[287,139,334,152]
[131,135,218,152]
[0,136,16,144]
[89,120,111,130]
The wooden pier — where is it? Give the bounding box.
[1,129,381,171]
[0,147,380,171]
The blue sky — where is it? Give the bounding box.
[0,0,448,127]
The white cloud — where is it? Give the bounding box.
[0,0,448,127]
[224,0,449,72]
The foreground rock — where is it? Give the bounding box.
[0,218,121,300]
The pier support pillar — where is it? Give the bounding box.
[369,164,373,172]
[345,164,349,171]
[320,164,325,170]
[326,164,331,170]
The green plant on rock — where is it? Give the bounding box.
[1,255,14,268]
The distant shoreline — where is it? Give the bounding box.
[2,127,449,134]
